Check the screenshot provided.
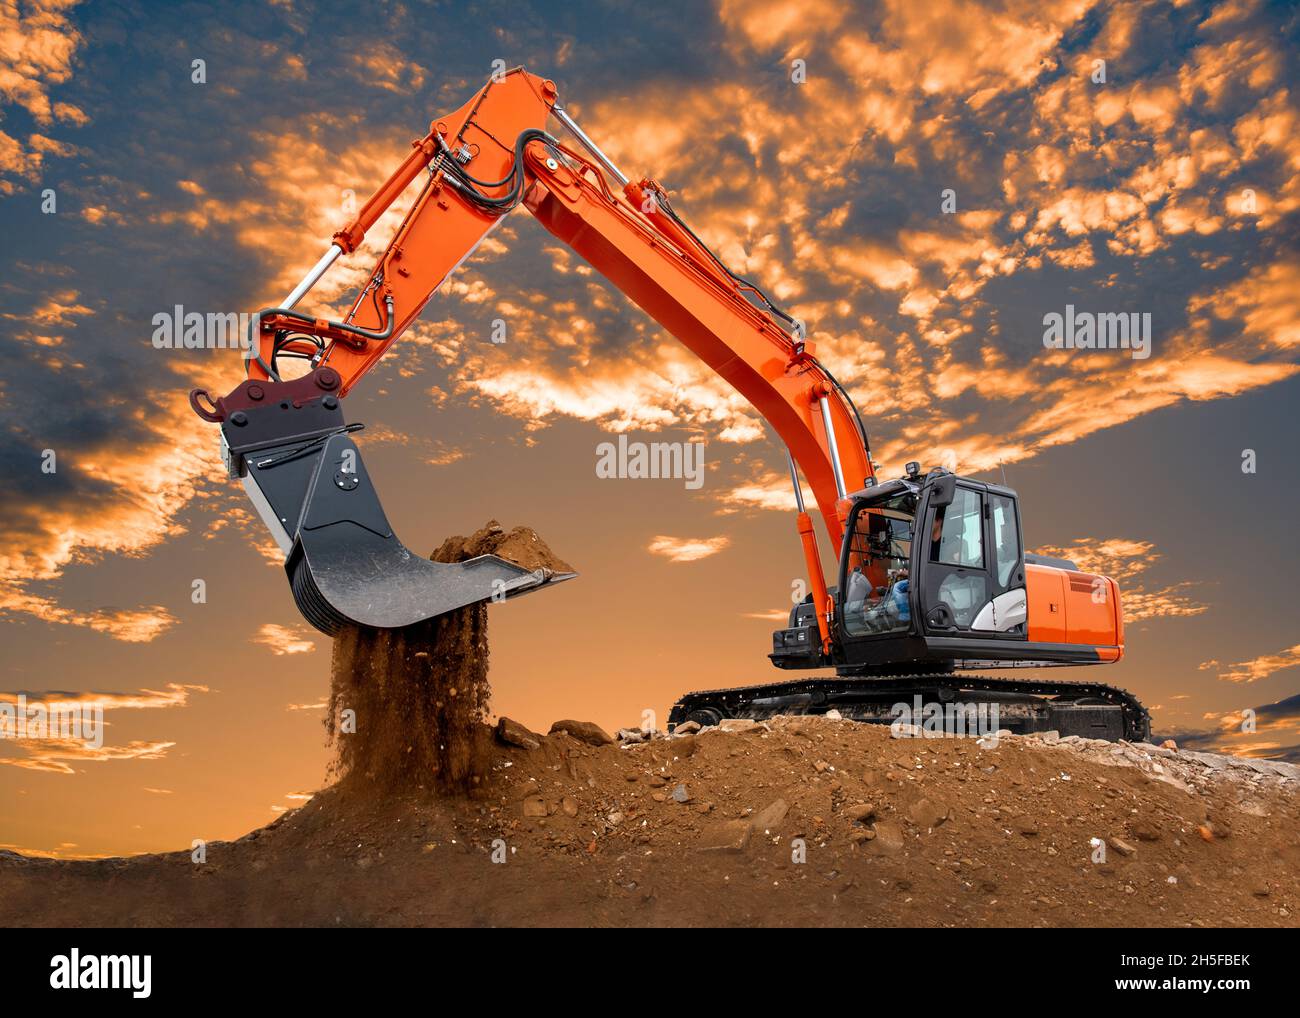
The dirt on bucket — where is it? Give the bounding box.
[326,520,572,795]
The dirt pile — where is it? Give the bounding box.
[326,521,571,794]
[430,521,573,574]
[3,716,1296,927]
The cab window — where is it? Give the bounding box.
[990,493,1020,588]
[929,487,983,568]
[842,493,915,638]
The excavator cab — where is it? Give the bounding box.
[844,471,1031,662]
[772,470,1035,672]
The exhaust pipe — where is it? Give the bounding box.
[192,369,574,634]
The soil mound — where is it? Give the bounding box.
[3,719,1295,928]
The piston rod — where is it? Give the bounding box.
[283,243,344,309]
[786,449,806,512]
[552,106,630,188]
[818,395,848,500]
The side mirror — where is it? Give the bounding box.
[929,473,956,509]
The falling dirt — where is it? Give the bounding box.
[326,521,572,795]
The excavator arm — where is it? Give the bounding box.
[190,68,874,640]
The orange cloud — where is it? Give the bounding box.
[1204,644,1300,685]
[0,683,208,714]
[0,683,207,774]
[0,0,86,192]
[0,739,175,775]
[646,535,731,562]
[740,609,791,622]
[252,623,317,656]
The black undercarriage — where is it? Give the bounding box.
[668,672,1151,742]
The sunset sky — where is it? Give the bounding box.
[1,0,1297,858]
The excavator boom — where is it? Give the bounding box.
[191,67,869,637]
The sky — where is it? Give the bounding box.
[0,0,1297,858]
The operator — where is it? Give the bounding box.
[888,567,911,624]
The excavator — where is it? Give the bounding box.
[189,68,1150,743]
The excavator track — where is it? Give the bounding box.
[668,673,1151,743]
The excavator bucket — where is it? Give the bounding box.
[208,376,574,635]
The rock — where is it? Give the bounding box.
[496,717,542,750]
[908,798,949,830]
[521,795,548,817]
[1013,818,1039,836]
[824,709,843,721]
[549,719,614,745]
[1160,739,1178,751]
[1189,751,1228,771]
[672,783,692,804]
[849,828,876,844]
[891,722,921,739]
[718,718,759,733]
[843,803,877,824]
[751,799,789,832]
[1130,820,1161,842]
[615,727,648,743]
[561,796,578,818]
[1204,816,1232,839]
[673,721,701,735]
[696,820,752,853]
[607,811,624,826]
[868,820,905,854]
[1108,837,1138,858]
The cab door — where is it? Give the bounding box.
[917,482,1026,639]
[976,490,1028,638]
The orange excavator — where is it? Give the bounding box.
[189,69,1150,741]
